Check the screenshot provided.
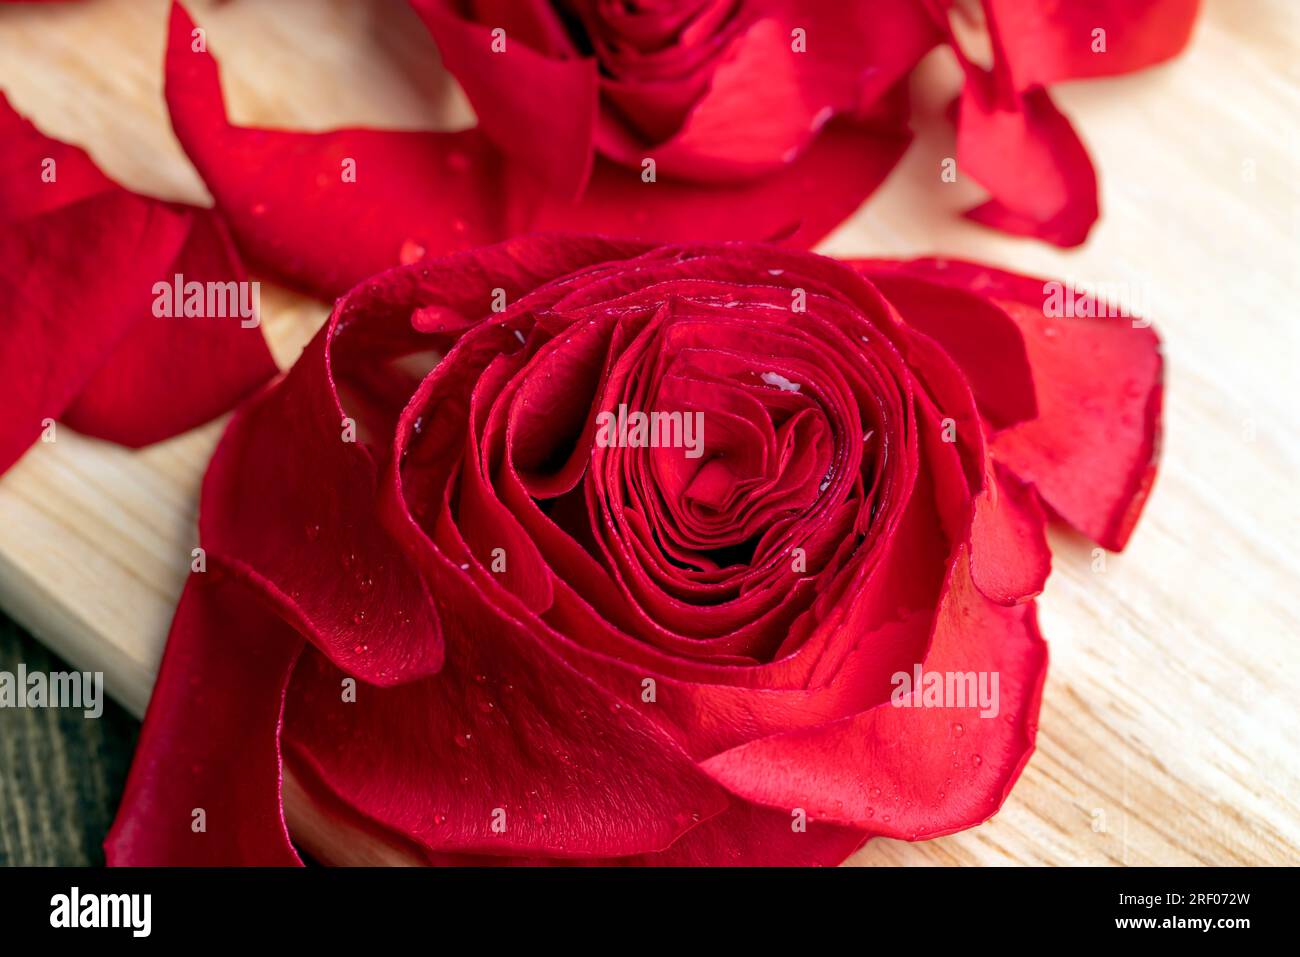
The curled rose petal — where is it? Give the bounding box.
[700,547,1048,838]
[109,237,1161,866]
[956,83,1099,247]
[931,0,1197,246]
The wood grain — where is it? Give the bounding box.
[0,0,1296,865]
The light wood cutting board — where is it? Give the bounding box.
[0,0,1297,865]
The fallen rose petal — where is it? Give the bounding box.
[985,0,1201,89]
[0,91,276,472]
[957,83,1099,247]
[60,208,278,445]
[0,193,187,473]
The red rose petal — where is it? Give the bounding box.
[281,614,730,859]
[957,83,1099,247]
[406,0,598,198]
[0,91,276,469]
[164,2,509,298]
[877,259,1163,551]
[985,0,1201,89]
[0,193,188,474]
[525,118,910,248]
[991,299,1163,551]
[61,208,278,446]
[105,567,303,866]
[969,463,1051,606]
[700,547,1047,839]
[853,261,1038,430]
[0,91,111,219]
[198,331,445,687]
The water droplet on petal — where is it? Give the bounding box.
[399,239,426,265]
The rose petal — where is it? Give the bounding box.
[105,567,303,866]
[985,0,1201,89]
[525,118,910,247]
[957,83,1099,247]
[876,259,1163,551]
[853,261,1038,430]
[0,91,276,466]
[0,193,188,473]
[700,547,1048,838]
[0,91,111,220]
[198,330,445,686]
[406,0,598,198]
[164,2,509,298]
[969,463,1051,605]
[61,208,278,446]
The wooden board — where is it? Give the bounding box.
[1,0,1297,865]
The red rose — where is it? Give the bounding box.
[107,236,1161,866]
[158,1,1199,301]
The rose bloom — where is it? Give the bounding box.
[157,1,1201,306]
[107,237,1161,866]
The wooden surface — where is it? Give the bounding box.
[0,618,137,866]
[0,0,1297,865]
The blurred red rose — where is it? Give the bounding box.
[159,0,1199,301]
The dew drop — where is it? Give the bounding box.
[399,239,426,265]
